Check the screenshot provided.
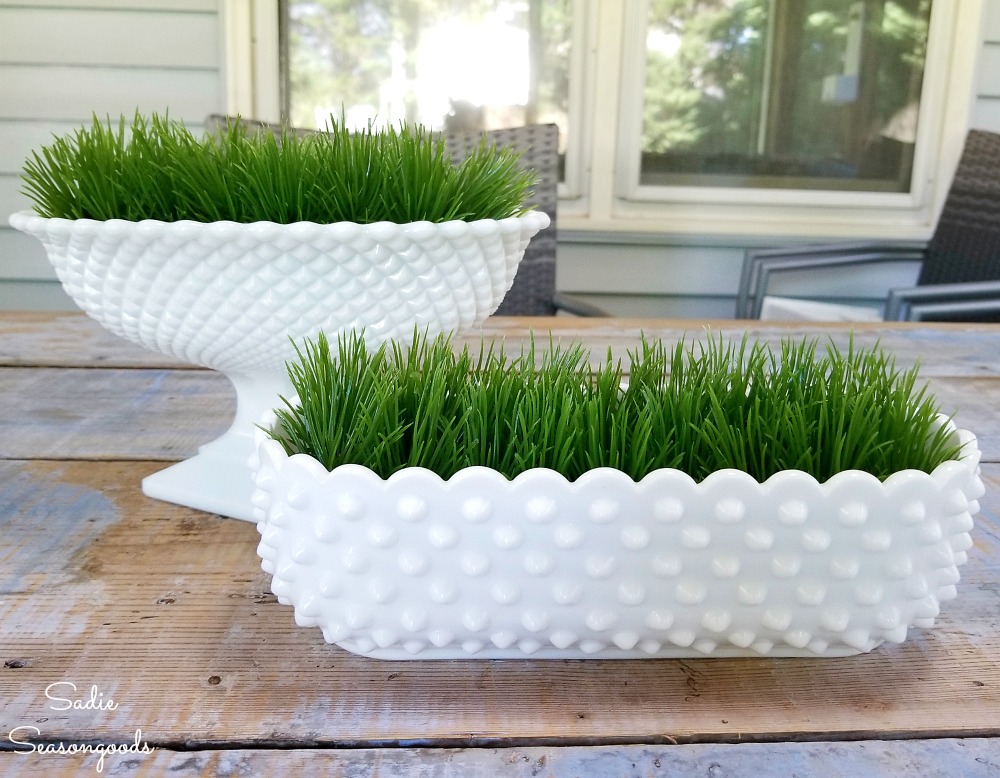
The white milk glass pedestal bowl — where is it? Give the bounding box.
[10,210,549,521]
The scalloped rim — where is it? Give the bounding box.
[251,407,981,493]
[8,208,550,236]
[250,406,984,659]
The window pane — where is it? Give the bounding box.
[641,0,931,192]
[283,0,572,162]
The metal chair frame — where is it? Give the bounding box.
[736,130,1000,322]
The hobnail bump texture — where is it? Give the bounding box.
[251,418,983,659]
[9,210,549,375]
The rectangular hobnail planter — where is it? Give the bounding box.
[250,417,982,660]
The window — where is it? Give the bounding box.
[283,1,570,133]
[279,0,579,189]
[227,0,982,237]
[637,1,931,194]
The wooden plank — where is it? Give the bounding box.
[1,365,998,464]
[487,318,1000,381]
[1,314,999,460]
[0,8,218,68]
[0,367,233,460]
[2,739,1000,777]
[0,313,191,368]
[0,65,220,122]
[0,459,998,747]
[3,313,1000,376]
[923,376,1000,461]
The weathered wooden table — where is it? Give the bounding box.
[1,312,999,776]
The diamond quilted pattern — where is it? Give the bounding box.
[11,211,549,374]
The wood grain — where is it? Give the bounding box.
[1,369,997,463]
[0,367,232,460]
[3,739,1000,778]
[1,314,998,463]
[2,313,999,772]
[3,312,1000,375]
[1,459,998,749]
[0,312,189,369]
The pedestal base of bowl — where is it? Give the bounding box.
[142,373,285,522]
[9,210,551,522]
[142,435,257,521]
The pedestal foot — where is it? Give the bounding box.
[141,373,287,522]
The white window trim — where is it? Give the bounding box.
[616,0,948,211]
[224,0,985,241]
[223,0,281,123]
[559,0,599,206]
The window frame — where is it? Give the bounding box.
[223,0,985,240]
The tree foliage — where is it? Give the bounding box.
[643,0,931,178]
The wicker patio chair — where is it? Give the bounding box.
[204,115,605,317]
[735,130,1000,322]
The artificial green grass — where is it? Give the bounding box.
[20,113,536,224]
[269,330,963,482]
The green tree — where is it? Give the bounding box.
[640,0,930,185]
[643,0,768,154]
[287,0,564,129]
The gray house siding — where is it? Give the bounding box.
[0,0,222,309]
[2,1,997,317]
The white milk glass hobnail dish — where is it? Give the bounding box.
[10,210,549,521]
[250,413,983,660]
